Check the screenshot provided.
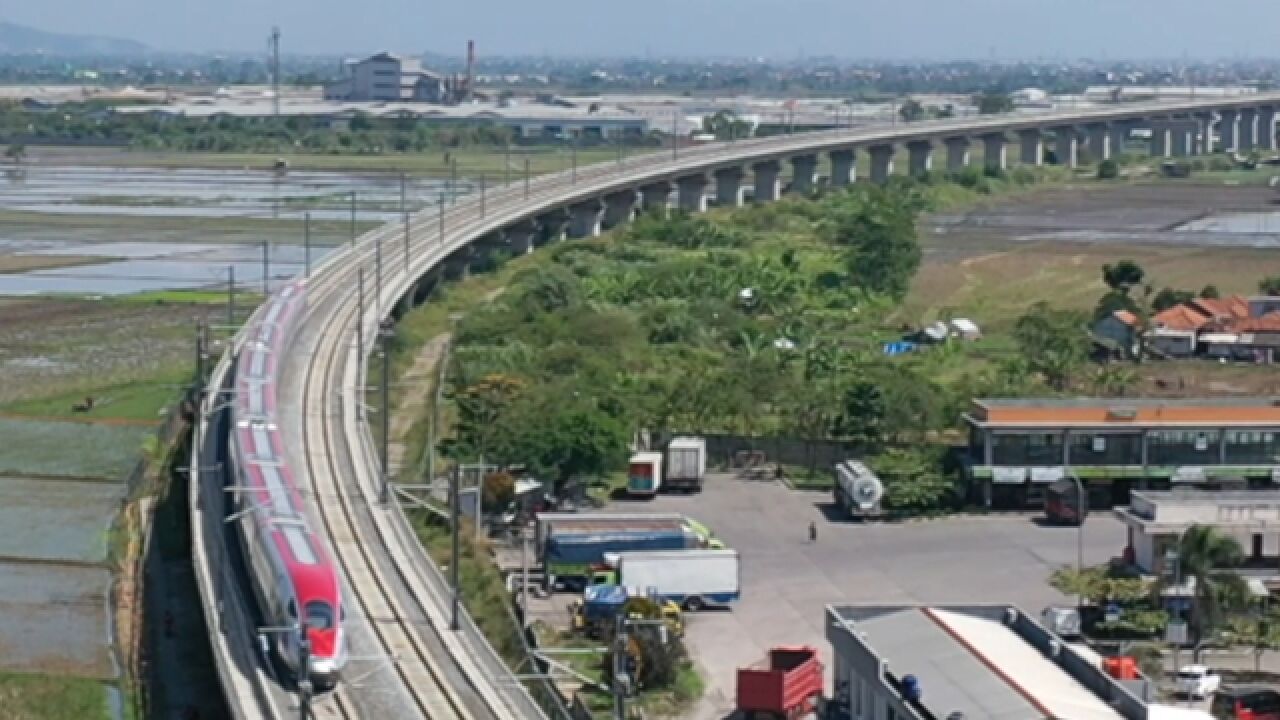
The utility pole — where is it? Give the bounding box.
[403,211,410,270]
[449,462,461,631]
[303,211,311,277]
[379,320,393,504]
[438,192,446,242]
[503,144,511,186]
[426,334,449,490]
[356,267,364,368]
[227,265,235,328]
[449,158,458,205]
[349,191,357,245]
[399,171,407,215]
[375,231,382,317]
[261,237,269,295]
[571,136,578,183]
[613,614,628,720]
[519,523,530,617]
[672,107,679,161]
[269,26,280,120]
[195,319,206,390]
[479,174,486,217]
[524,158,531,199]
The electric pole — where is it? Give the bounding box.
[303,211,311,277]
[379,320,393,504]
[261,237,269,295]
[227,265,235,328]
[349,191,357,245]
[450,462,461,631]
[479,174,486,217]
[356,267,364,371]
[269,26,280,120]
[524,158,531,199]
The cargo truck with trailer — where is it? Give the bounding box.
[540,518,698,590]
[590,548,740,611]
[665,436,707,493]
[627,451,664,496]
[536,512,724,555]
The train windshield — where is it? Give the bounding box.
[305,601,336,631]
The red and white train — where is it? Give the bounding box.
[229,280,347,690]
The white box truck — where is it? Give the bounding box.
[597,549,740,611]
[627,452,664,497]
[665,437,707,493]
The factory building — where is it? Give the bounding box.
[324,52,448,103]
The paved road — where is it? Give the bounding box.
[615,473,1127,720]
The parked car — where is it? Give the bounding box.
[1177,665,1221,700]
[1210,686,1280,719]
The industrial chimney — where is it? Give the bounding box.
[465,40,475,103]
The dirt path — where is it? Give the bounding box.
[387,287,505,481]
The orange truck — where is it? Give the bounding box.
[735,646,824,720]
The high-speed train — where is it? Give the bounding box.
[228,280,347,689]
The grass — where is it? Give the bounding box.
[0,672,110,720]
[1,369,190,423]
[112,289,264,306]
[0,417,154,478]
[50,145,628,177]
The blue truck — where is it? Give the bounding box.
[541,519,698,590]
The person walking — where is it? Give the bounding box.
[808,521,818,544]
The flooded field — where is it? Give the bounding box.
[0,476,124,564]
[0,561,116,678]
[0,162,464,295]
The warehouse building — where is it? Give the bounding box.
[963,397,1280,509]
[825,604,1151,720]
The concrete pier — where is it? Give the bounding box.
[829,149,856,186]
[536,210,568,246]
[601,190,636,229]
[1194,113,1215,154]
[1219,109,1239,153]
[1109,123,1130,157]
[639,182,672,215]
[790,154,818,194]
[1149,122,1170,158]
[981,133,1007,171]
[1085,123,1110,162]
[752,160,781,202]
[1239,107,1259,151]
[676,174,708,213]
[944,137,970,172]
[713,167,745,207]
[906,141,933,177]
[503,221,535,255]
[868,145,895,183]
[1169,122,1194,157]
[567,200,603,238]
[1052,126,1078,167]
[1260,106,1278,151]
[1018,129,1043,166]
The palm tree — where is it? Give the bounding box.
[1175,525,1248,658]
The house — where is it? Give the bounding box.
[1093,310,1141,357]
[1148,304,1207,357]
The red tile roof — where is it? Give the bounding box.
[1191,295,1251,321]
[1232,312,1280,333]
[1152,304,1210,332]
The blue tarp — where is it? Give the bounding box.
[883,341,918,356]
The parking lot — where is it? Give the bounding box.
[605,472,1128,720]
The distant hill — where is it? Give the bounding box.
[0,21,148,56]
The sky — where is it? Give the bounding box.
[9,0,1280,59]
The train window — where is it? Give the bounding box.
[306,601,336,631]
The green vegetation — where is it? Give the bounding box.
[1,369,189,422]
[974,92,1015,115]
[0,417,153,477]
[0,672,109,720]
[437,177,1069,514]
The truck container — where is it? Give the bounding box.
[536,512,724,556]
[665,437,707,493]
[542,525,697,589]
[833,460,884,520]
[736,646,824,720]
[592,549,739,611]
[627,452,664,496]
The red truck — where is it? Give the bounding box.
[736,646,824,720]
